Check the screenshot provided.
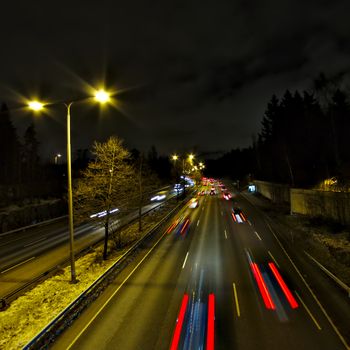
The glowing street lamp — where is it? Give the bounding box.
[94,89,110,103]
[28,88,111,283]
[28,100,44,111]
[54,153,61,164]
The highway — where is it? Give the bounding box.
[51,184,348,350]
[0,193,176,301]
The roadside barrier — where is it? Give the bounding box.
[304,251,350,297]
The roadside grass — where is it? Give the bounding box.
[268,206,350,286]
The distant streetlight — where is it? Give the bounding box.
[54,153,62,164]
[28,88,111,283]
[171,154,180,199]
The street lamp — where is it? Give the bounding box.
[28,100,44,111]
[171,155,180,199]
[54,153,61,164]
[28,88,111,283]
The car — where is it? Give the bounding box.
[232,207,242,214]
[223,191,232,200]
[232,207,246,223]
[189,198,199,208]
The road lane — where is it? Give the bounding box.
[51,188,347,350]
[52,199,201,350]
[223,191,347,349]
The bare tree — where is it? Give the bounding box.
[74,136,135,259]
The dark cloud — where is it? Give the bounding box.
[1,0,350,158]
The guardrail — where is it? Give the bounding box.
[304,251,350,297]
[22,196,189,350]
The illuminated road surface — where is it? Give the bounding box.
[0,197,174,299]
[52,188,348,350]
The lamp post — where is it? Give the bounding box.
[171,154,180,199]
[171,153,196,196]
[28,88,111,283]
[54,153,61,164]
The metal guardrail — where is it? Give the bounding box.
[304,251,350,297]
[22,196,189,350]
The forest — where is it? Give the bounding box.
[209,74,350,188]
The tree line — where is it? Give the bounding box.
[208,74,350,188]
[0,103,60,205]
[0,99,175,206]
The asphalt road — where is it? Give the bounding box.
[51,185,348,350]
[0,196,175,300]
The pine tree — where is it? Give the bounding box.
[22,122,40,183]
[0,103,21,185]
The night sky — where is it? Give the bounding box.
[1,0,350,159]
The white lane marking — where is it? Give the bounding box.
[23,237,46,247]
[265,220,349,349]
[224,230,227,239]
[182,252,189,269]
[197,220,200,226]
[295,291,321,330]
[233,283,241,317]
[254,231,262,241]
[1,256,36,274]
[248,220,252,226]
[268,251,280,268]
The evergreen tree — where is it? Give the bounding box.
[329,89,350,167]
[0,103,21,185]
[22,122,40,182]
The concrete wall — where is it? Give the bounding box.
[291,189,350,225]
[254,180,290,204]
